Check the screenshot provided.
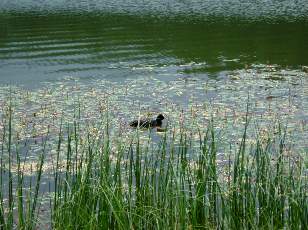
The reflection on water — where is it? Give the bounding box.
[1,0,308,20]
[0,1,308,86]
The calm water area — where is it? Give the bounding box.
[0,0,308,86]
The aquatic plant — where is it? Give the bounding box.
[0,65,307,229]
[0,101,306,229]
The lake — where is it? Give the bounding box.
[0,1,307,227]
[0,0,307,163]
[0,0,307,170]
[0,1,307,156]
[0,0,308,86]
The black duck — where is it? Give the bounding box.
[129,114,164,128]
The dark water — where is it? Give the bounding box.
[0,0,308,86]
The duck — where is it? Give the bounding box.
[129,114,165,128]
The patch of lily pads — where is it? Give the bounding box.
[0,64,307,178]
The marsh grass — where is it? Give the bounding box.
[0,100,307,229]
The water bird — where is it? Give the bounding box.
[129,114,165,128]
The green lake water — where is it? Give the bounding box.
[0,0,308,86]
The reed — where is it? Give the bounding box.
[0,103,306,229]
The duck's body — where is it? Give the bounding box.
[129,114,164,128]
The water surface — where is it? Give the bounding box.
[0,0,307,86]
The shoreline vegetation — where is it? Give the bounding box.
[0,100,307,229]
[0,66,307,229]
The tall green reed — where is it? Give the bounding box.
[0,100,306,229]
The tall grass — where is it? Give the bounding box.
[0,103,307,229]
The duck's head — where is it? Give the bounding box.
[156,114,164,120]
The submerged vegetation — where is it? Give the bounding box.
[0,65,307,229]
